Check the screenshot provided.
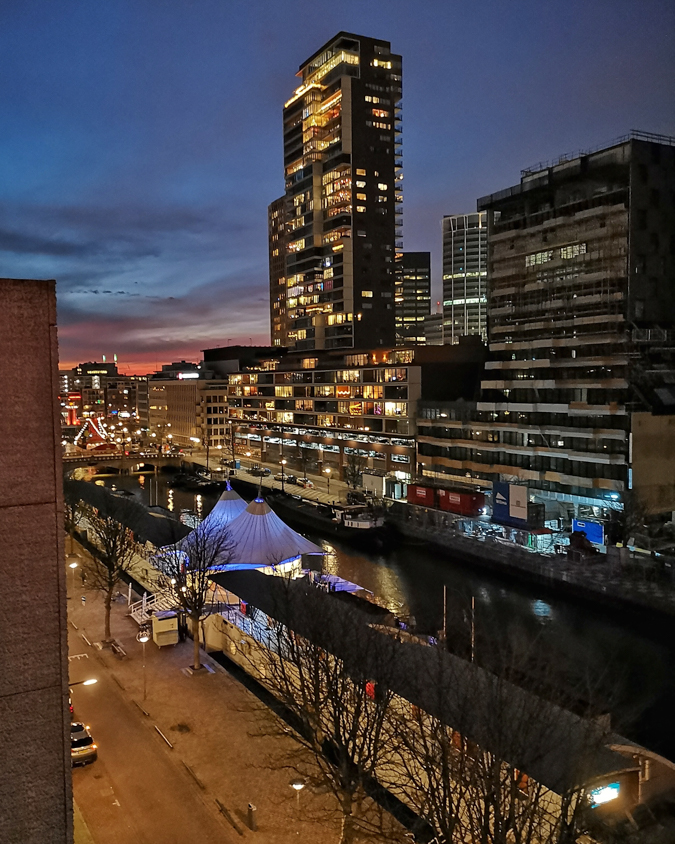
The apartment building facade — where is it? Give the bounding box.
[394,251,431,345]
[419,133,675,518]
[204,342,484,483]
[269,32,402,351]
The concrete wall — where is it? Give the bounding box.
[632,412,675,514]
[0,279,73,843]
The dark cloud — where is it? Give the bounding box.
[2,0,672,371]
[0,227,94,257]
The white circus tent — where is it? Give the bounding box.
[159,489,322,574]
[222,497,323,571]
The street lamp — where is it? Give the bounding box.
[246,450,252,471]
[290,779,305,810]
[68,560,78,595]
[281,459,287,494]
[325,467,331,495]
[70,678,97,687]
[137,629,150,701]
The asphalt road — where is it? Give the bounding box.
[69,630,234,844]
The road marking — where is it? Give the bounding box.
[154,726,174,748]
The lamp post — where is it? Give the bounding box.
[281,459,287,494]
[67,558,78,596]
[290,779,305,811]
[246,450,252,472]
[325,467,331,495]
[70,678,97,688]
[137,629,150,700]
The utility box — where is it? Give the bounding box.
[152,610,179,647]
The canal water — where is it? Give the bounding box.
[90,469,675,761]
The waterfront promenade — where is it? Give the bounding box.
[69,539,375,844]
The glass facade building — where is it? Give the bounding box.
[442,212,488,344]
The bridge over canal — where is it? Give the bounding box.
[62,452,186,475]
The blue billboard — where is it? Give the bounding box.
[492,482,511,524]
[492,482,530,528]
[572,519,605,545]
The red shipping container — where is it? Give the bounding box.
[406,484,437,507]
[437,488,485,517]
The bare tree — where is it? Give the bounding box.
[242,577,400,844]
[381,632,625,844]
[156,522,234,671]
[63,479,86,554]
[343,451,367,490]
[81,497,142,643]
[606,490,649,549]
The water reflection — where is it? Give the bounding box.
[92,471,675,759]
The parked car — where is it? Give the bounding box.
[297,477,314,488]
[261,467,272,476]
[285,475,298,485]
[70,722,97,767]
[274,472,285,481]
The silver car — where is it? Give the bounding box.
[70,722,97,766]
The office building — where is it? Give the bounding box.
[442,212,489,344]
[395,251,431,344]
[423,312,444,345]
[1,279,73,843]
[269,32,402,351]
[418,132,675,520]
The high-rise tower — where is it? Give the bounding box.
[442,212,489,344]
[269,32,402,351]
[394,251,431,344]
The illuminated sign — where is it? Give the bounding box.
[590,782,620,808]
[572,519,605,545]
[509,485,528,522]
[177,372,199,380]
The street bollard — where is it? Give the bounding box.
[247,803,257,831]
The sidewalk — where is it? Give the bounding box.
[68,542,346,844]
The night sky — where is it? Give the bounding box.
[2,1,673,372]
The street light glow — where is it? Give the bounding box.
[69,561,78,570]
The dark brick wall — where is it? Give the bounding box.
[0,279,72,843]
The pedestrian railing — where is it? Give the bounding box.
[129,589,176,625]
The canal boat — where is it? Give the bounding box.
[265,491,391,550]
